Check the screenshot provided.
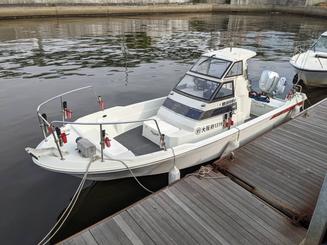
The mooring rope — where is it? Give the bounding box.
[38,156,97,245]
[104,157,154,194]
[187,166,227,180]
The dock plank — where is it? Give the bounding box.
[171,182,253,245]
[89,218,133,245]
[62,171,306,245]
[61,231,98,245]
[217,99,327,222]
[61,171,306,245]
[192,174,305,243]
[113,213,153,245]
[153,193,217,245]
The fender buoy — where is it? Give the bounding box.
[169,166,180,184]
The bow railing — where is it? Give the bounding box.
[37,86,166,161]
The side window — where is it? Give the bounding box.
[215,81,234,100]
[226,61,243,77]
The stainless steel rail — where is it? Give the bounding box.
[36,86,166,162]
[50,118,166,162]
[37,86,93,113]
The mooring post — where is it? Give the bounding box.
[303,173,327,245]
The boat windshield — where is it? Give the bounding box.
[313,36,327,52]
[191,57,232,79]
[175,75,220,100]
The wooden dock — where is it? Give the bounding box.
[61,98,327,245]
[62,170,306,245]
[216,98,327,224]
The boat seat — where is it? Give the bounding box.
[142,117,183,148]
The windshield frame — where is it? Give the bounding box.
[311,36,327,52]
[190,56,233,80]
[173,74,221,102]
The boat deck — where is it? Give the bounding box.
[62,170,306,245]
[114,126,161,156]
[216,98,327,223]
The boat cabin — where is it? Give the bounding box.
[143,48,257,148]
[312,31,327,53]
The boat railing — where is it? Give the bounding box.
[50,119,166,161]
[293,43,312,54]
[294,84,302,93]
[36,86,166,161]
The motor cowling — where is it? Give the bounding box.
[259,70,286,95]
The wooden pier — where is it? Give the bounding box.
[61,98,327,245]
[216,98,327,223]
[62,170,306,245]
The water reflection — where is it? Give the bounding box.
[0,14,325,79]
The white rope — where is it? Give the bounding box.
[38,156,97,245]
[107,147,178,193]
[104,158,154,194]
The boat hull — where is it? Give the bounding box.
[34,99,304,181]
[30,93,306,181]
[292,67,327,87]
[290,51,327,87]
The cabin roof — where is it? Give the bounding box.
[203,48,256,62]
[322,31,327,37]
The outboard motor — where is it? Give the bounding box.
[259,70,286,95]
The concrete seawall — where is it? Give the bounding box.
[0,4,326,19]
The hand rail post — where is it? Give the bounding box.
[100,124,104,162]
[60,96,65,126]
[37,113,48,142]
[153,119,167,151]
[50,124,64,160]
[160,133,167,151]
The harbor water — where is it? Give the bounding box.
[0,13,326,244]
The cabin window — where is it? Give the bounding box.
[214,81,234,100]
[313,36,327,52]
[226,61,243,77]
[163,98,203,120]
[175,74,220,101]
[191,57,232,79]
[163,98,237,120]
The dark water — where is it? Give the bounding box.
[0,13,326,244]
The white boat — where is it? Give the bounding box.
[26,48,307,181]
[290,31,327,87]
